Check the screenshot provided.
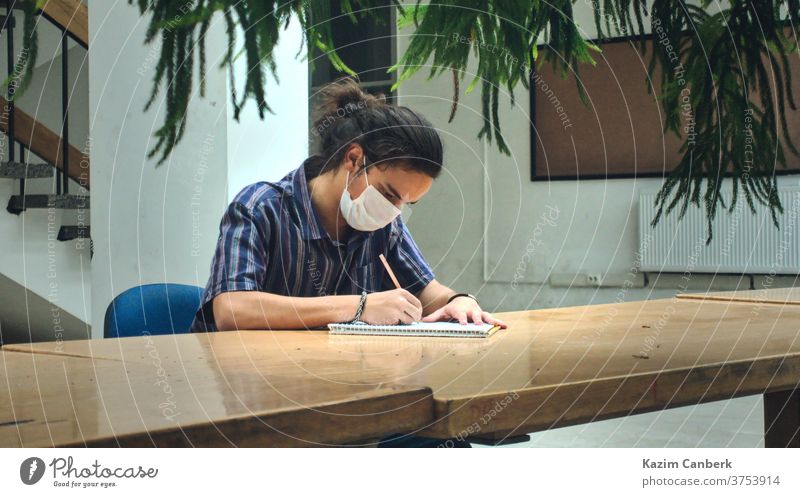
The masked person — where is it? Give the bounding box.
[190,77,506,333]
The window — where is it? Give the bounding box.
[308,0,397,110]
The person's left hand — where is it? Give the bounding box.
[421,296,507,328]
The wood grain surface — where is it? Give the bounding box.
[6,297,800,442]
[0,349,432,447]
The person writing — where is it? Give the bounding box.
[190,78,506,333]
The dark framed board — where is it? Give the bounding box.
[530,34,800,181]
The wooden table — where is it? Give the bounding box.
[0,347,431,447]
[4,297,800,447]
[678,287,800,306]
[677,287,800,447]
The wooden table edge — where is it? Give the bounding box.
[14,385,435,448]
[418,352,800,439]
[676,293,800,306]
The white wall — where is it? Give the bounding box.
[226,16,308,195]
[88,5,308,338]
[396,2,800,314]
[88,2,230,338]
[0,178,91,341]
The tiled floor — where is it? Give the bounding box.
[492,395,765,448]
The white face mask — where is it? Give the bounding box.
[339,157,402,232]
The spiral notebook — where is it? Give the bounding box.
[327,321,502,338]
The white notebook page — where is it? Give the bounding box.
[328,321,499,337]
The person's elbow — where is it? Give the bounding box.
[212,293,243,330]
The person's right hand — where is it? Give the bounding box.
[360,289,422,325]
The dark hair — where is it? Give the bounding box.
[306,77,443,179]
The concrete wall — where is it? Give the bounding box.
[396,2,800,314]
[0,272,88,345]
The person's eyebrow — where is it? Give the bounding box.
[385,183,418,204]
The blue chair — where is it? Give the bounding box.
[104,283,203,338]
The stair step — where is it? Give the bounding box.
[7,194,90,214]
[0,161,54,179]
[57,225,90,241]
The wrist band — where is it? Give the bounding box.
[447,293,479,305]
[351,291,368,323]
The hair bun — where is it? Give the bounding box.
[333,77,380,107]
[313,77,383,122]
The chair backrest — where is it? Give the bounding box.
[104,283,203,338]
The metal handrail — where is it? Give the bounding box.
[3,0,86,199]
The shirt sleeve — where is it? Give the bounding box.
[192,200,271,332]
[207,201,270,296]
[385,219,435,296]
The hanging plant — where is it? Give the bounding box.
[5,0,797,241]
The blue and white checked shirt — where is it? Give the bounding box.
[191,161,435,332]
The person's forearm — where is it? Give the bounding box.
[418,280,457,315]
[212,291,361,330]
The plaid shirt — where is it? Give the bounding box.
[191,161,435,332]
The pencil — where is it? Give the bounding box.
[378,254,402,289]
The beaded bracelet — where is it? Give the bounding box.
[351,291,368,323]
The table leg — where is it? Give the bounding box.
[339,438,382,447]
[468,434,531,446]
[764,389,800,448]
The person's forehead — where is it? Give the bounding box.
[377,166,433,201]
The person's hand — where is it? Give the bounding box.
[421,296,507,328]
[360,289,423,325]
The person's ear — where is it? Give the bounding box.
[344,144,363,173]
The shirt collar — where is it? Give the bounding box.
[389,216,402,239]
[290,161,328,240]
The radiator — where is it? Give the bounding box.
[638,188,800,274]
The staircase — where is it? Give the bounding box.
[1,0,89,239]
[0,0,91,344]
